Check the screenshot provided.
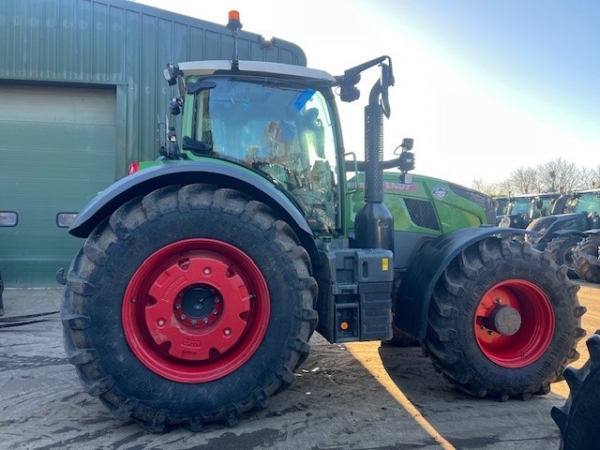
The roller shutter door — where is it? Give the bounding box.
[0,85,116,286]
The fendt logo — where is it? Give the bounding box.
[432,185,449,199]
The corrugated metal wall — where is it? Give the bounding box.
[0,0,307,178]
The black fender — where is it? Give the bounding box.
[394,226,528,339]
[549,229,587,240]
[582,229,600,238]
[69,160,317,254]
[528,213,585,233]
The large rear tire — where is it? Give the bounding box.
[61,185,318,431]
[424,237,585,400]
[551,332,600,450]
[572,235,600,283]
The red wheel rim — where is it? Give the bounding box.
[474,280,554,368]
[122,239,270,383]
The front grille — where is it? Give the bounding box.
[404,198,440,230]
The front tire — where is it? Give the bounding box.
[572,235,600,283]
[424,237,585,400]
[61,185,318,431]
[546,235,582,279]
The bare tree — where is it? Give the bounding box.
[589,165,600,189]
[507,167,539,194]
[578,167,597,189]
[536,158,584,192]
[471,178,503,196]
[469,159,598,198]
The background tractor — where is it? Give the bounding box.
[60,11,586,431]
[496,192,562,228]
[527,188,600,278]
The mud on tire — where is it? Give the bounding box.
[551,331,600,450]
[424,237,586,400]
[61,184,318,432]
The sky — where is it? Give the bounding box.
[132,0,600,189]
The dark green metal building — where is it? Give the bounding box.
[0,0,306,286]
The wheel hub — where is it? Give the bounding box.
[177,285,223,328]
[482,305,521,336]
[474,281,555,368]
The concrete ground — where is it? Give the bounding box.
[1,282,598,450]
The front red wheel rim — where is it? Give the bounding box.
[122,239,270,383]
[474,279,554,368]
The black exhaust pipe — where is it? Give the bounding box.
[354,85,394,252]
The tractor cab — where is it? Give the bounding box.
[568,189,600,228]
[162,60,341,235]
[144,11,405,243]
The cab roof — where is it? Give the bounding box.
[178,60,337,83]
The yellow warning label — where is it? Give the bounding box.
[382,258,389,271]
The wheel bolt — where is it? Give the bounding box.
[191,319,197,326]
[224,328,231,336]
[203,317,209,324]
[203,268,211,275]
[157,319,165,326]
[180,314,186,320]
[212,309,218,315]
[175,303,181,309]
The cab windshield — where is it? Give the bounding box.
[188,76,339,234]
[573,192,600,213]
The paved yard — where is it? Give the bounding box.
[1,282,598,450]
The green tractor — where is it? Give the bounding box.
[60,11,585,431]
[496,192,561,228]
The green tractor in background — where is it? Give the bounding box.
[495,192,562,228]
[59,11,585,431]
